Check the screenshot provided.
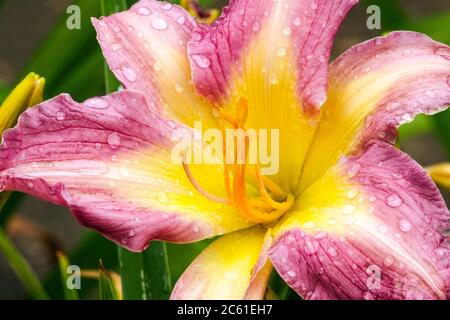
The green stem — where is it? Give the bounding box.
[0,227,49,299]
[118,242,172,300]
[101,0,172,300]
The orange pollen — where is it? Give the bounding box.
[182,97,294,224]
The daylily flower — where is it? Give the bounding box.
[0,0,449,300]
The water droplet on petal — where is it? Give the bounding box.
[120,167,129,177]
[347,164,361,178]
[328,218,337,225]
[425,90,435,98]
[85,97,110,109]
[386,194,402,207]
[270,74,279,85]
[363,291,374,300]
[282,27,292,36]
[129,230,135,237]
[161,2,173,10]
[191,54,211,69]
[347,189,358,199]
[177,15,186,24]
[386,102,401,111]
[56,111,66,121]
[435,248,446,257]
[277,47,287,57]
[293,17,302,26]
[157,191,169,203]
[303,221,315,229]
[377,225,388,234]
[137,7,151,16]
[327,247,338,257]
[384,256,394,267]
[342,205,355,215]
[151,17,168,31]
[107,132,121,149]
[402,49,411,56]
[304,239,319,255]
[402,112,413,122]
[392,172,404,179]
[252,21,261,32]
[122,66,137,82]
[174,83,184,93]
[398,219,412,232]
[191,32,203,42]
[287,270,296,278]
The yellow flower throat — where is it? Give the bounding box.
[183,98,295,224]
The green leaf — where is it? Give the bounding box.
[118,242,172,300]
[53,50,105,102]
[403,14,450,44]
[101,0,127,93]
[0,84,9,103]
[99,261,120,300]
[44,231,117,299]
[166,240,212,282]
[398,114,433,142]
[56,251,79,300]
[361,0,410,32]
[22,0,102,96]
[0,227,49,299]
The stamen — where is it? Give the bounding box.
[183,97,295,224]
[219,121,233,200]
[253,163,294,211]
[248,168,286,198]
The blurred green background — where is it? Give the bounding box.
[0,0,449,299]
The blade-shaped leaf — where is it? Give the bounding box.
[0,227,48,299]
[56,251,79,300]
[99,261,121,300]
[118,242,172,300]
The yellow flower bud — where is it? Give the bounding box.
[426,163,450,190]
[0,73,45,134]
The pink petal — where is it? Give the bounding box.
[300,31,450,191]
[93,0,216,127]
[0,90,252,252]
[188,0,358,113]
[270,142,449,299]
